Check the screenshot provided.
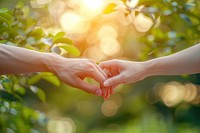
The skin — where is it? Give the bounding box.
[100,43,200,89]
[0,44,108,96]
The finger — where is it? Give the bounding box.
[101,65,119,78]
[99,60,118,70]
[75,78,102,96]
[94,65,108,78]
[104,74,125,87]
[105,87,111,100]
[104,87,109,100]
[100,84,107,97]
[102,68,110,76]
[105,85,116,99]
[87,66,107,83]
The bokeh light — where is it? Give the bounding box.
[97,24,121,56]
[158,82,200,107]
[47,117,76,133]
[48,1,66,18]
[184,83,198,102]
[31,0,52,8]
[159,82,185,107]
[70,0,105,18]
[87,46,107,62]
[98,25,118,40]
[37,0,52,5]
[101,100,118,117]
[59,11,90,33]
[83,0,103,10]
[100,39,121,56]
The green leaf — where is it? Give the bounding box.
[28,72,60,87]
[0,15,11,28]
[103,3,117,14]
[37,88,46,102]
[0,12,13,21]
[28,75,41,85]
[58,44,81,57]
[0,9,13,28]
[28,72,54,85]
[1,79,12,92]
[13,83,26,95]
[0,8,8,13]
[54,38,73,45]
[43,76,60,87]
[30,86,46,102]
[27,28,45,39]
[53,32,65,42]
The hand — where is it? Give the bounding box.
[46,53,107,96]
[99,59,147,88]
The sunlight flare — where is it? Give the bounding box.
[60,11,90,33]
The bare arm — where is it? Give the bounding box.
[146,43,200,76]
[0,44,107,96]
[0,44,49,74]
[100,43,200,87]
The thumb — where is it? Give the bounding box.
[104,74,124,87]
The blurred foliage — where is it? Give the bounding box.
[0,1,79,133]
[0,0,200,133]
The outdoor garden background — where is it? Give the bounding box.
[0,0,200,133]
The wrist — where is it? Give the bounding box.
[42,53,71,74]
[127,61,150,82]
[143,58,164,77]
[41,53,57,73]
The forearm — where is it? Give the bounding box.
[145,43,200,76]
[0,44,51,75]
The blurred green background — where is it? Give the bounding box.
[0,0,200,133]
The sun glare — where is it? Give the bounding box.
[60,12,90,33]
[100,39,121,56]
[83,0,103,10]
[79,0,105,18]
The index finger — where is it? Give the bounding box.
[75,77,103,96]
[86,65,107,83]
[95,64,108,78]
[99,60,118,69]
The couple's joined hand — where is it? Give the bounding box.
[47,53,110,96]
[48,53,147,98]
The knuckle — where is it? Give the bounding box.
[84,58,95,63]
[80,62,95,69]
[88,59,95,63]
[86,62,95,69]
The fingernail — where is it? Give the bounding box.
[104,81,110,87]
[95,89,102,96]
